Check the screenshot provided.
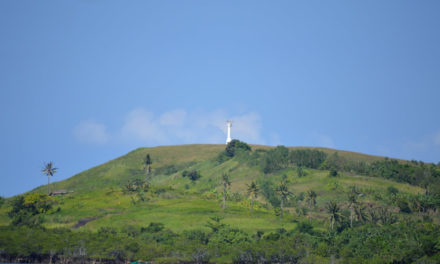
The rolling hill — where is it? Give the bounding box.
[0,143,439,263]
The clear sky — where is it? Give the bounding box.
[1,1,440,197]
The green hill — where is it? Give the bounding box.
[1,143,439,263]
[9,144,422,231]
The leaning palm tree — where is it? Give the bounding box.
[42,162,57,195]
[276,180,293,219]
[221,173,231,211]
[246,181,259,212]
[325,200,342,230]
[306,190,317,220]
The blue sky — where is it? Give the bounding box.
[1,1,440,197]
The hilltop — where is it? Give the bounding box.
[0,143,439,263]
[13,144,423,232]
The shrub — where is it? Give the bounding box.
[387,186,399,196]
[182,170,202,181]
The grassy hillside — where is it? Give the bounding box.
[0,144,427,231]
[2,144,439,263]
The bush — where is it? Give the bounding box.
[182,170,202,181]
[397,199,411,213]
[387,186,399,196]
[182,229,209,245]
[8,193,54,227]
[329,168,339,177]
[141,222,165,233]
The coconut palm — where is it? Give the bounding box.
[276,179,293,219]
[354,203,368,224]
[221,173,231,211]
[306,190,317,220]
[143,154,152,181]
[42,162,57,195]
[347,193,357,228]
[325,200,342,230]
[246,181,259,212]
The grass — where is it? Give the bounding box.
[0,144,430,233]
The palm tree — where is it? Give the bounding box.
[276,179,293,219]
[143,154,152,181]
[306,190,317,220]
[246,181,259,212]
[354,203,368,224]
[42,162,57,195]
[221,173,231,211]
[347,193,357,228]
[325,200,342,230]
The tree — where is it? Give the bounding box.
[143,154,152,181]
[276,177,293,219]
[353,203,368,224]
[325,200,342,230]
[225,140,251,157]
[306,190,317,220]
[246,181,259,212]
[205,216,225,233]
[42,162,57,195]
[8,193,54,226]
[221,173,231,211]
[347,193,357,228]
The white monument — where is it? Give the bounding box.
[226,120,232,144]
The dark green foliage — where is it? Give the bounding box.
[182,229,209,245]
[209,227,250,247]
[0,196,4,208]
[256,147,440,194]
[259,178,281,207]
[247,181,259,212]
[296,166,306,177]
[261,145,290,173]
[326,200,342,230]
[225,139,252,157]
[205,216,225,233]
[182,170,202,181]
[321,152,345,171]
[289,149,327,169]
[329,168,338,177]
[367,158,440,190]
[276,177,293,219]
[1,219,440,263]
[397,198,412,213]
[221,173,231,210]
[141,222,165,233]
[261,147,327,174]
[8,193,54,227]
[144,154,152,165]
[296,221,314,234]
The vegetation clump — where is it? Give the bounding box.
[182,170,202,181]
[8,193,54,227]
